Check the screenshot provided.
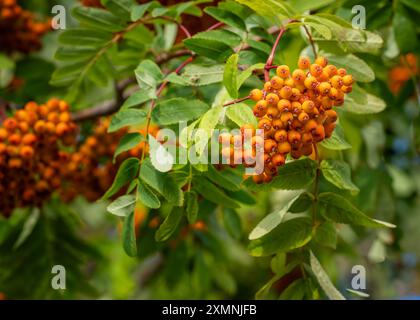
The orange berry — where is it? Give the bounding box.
[292,69,305,83]
[279,86,292,99]
[288,130,301,144]
[270,76,284,89]
[277,99,291,112]
[277,141,291,154]
[266,93,279,106]
[258,118,271,130]
[305,119,318,132]
[304,77,318,90]
[324,65,337,77]
[252,174,264,184]
[274,129,288,142]
[342,75,354,86]
[276,65,290,78]
[302,100,315,113]
[318,82,331,95]
[20,146,34,159]
[8,133,21,145]
[298,56,310,69]
[267,107,280,119]
[280,111,293,124]
[298,112,309,123]
[315,56,328,67]
[250,89,263,101]
[341,85,352,93]
[312,125,325,142]
[0,128,8,141]
[337,68,347,76]
[310,64,323,77]
[271,153,285,166]
[3,118,17,131]
[271,119,284,130]
[291,101,302,114]
[264,139,277,153]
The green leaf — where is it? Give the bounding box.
[108,109,147,132]
[318,193,396,228]
[153,98,210,125]
[226,189,256,205]
[204,7,246,30]
[166,63,225,86]
[310,251,345,300]
[344,85,386,114]
[54,47,97,63]
[155,207,184,241]
[194,178,240,208]
[58,29,112,47]
[320,159,359,194]
[185,191,199,223]
[0,53,14,88]
[223,208,242,240]
[401,0,420,13]
[131,1,160,20]
[137,179,161,209]
[279,279,306,300]
[140,158,183,206]
[346,288,370,298]
[226,103,257,127]
[206,165,240,191]
[324,54,374,82]
[289,192,314,213]
[195,104,223,155]
[72,6,125,32]
[393,6,416,53]
[122,211,137,257]
[113,133,144,162]
[135,59,164,90]
[302,21,332,40]
[319,123,351,150]
[314,221,337,249]
[223,53,239,99]
[121,90,157,109]
[103,158,140,199]
[107,195,136,217]
[103,0,134,21]
[237,63,265,87]
[184,37,233,61]
[248,217,312,256]
[243,158,317,191]
[290,0,335,12]
[234,0,294,20]
[249,192,302,239]
[13,208,40,249]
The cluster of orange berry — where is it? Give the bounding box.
[222,56,354,184]
[60,118,159,202]
[0,0,50,54]
[388,53,417,94]
[0,99,77,216]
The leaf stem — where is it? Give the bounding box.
[302,24,317,59]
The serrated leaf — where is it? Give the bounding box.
[108,109,147,132]
[303,21,332,40]
[58,29,112,47]
[153,98,209,125]
[166,63,225,86]
[137,179,161,209]
[314,221,337,249]
[194,178,239,208]
[344,85,386,114]
[103,0,134,21]
[319,123,351,150]
[226,103,258,127]
[204,7,246,30]
[289,192,314,213]
[121,90,157,109]
[249,192,302,240]
[234,0,294,21]
[103,158,140,199]
[310,251,345,300]
[131,1,160,21]
[321,159,359,194]
[72,6,125,32]
[134,59,164,90]
[155,207,184,241]
[243,158,317,191]
[319,193,396,228]
[223,53,239,98]
[324,54,374,82]
[206,165,240,191]
[122,210,137,256]
[107,195,136,217]
[248,217,312,256]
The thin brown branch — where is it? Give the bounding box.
[223,95,250,107]
[264,26,286,82]
[303,24,317,59]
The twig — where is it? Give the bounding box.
[207,21,224,31]
[160,16,192,39]
[303,24,317,59]
[264,26,286,82]
[223,95,250,107]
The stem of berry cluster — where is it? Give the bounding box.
[264,26,286,82]
[302,25,317,59]
[311,143,321,225]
